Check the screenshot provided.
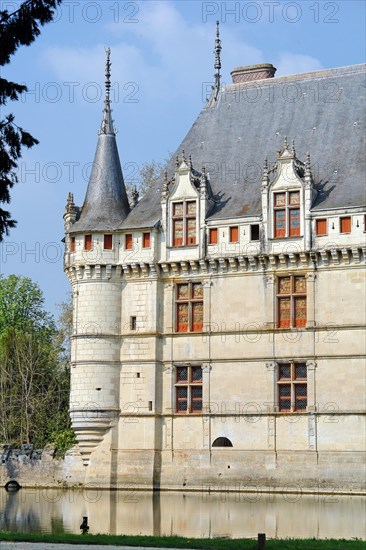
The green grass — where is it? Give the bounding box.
[0,531,364,549]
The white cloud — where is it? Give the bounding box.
[275,53,323,77]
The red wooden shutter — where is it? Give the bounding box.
[143,232,150,248]
[274,210,286,238]
[209,228,218,244]
[192,302,203,332]
[186,218,196,245]
[104,234,112,250]
[278,298,291,328]
[316,219,327,235]
[84,235,92,251]
[294,297,307,328]
[230,226,239,242]
[177,303,188,332]
[289,208,300,236]
[173,220,183,246]
[125,234,133,249]
[70,237,75,252]
[340,217,351,233]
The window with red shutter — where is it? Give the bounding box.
[175,282,203,333]
[229,226,239,243]
[125,234,133,250]
[277,275,307,329]
[277,362,307,412]
[274,191,301,238]
[340,216,351,233]
[84,235,92,251]
[143,232,151,248]
[316,219,327,236]
[172,201,197,247]
[209,228,218,244]
[104,234,113,250]
[70,237,75,252]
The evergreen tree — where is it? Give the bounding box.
[0,0,63,240]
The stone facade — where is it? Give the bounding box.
[62,58,366,493]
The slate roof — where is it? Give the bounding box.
[71,111,130,233]
[121,64,366,229]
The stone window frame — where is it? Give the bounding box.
[174,363,203,414]
[276,274,307,329]
[175,281,204,333]
[273,190,301,239]
[266,360,317,414]
[171,199,198,247]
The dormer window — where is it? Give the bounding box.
[172,200,197,247]
[274,191,300,238]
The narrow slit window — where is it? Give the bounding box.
[70,236,75,252]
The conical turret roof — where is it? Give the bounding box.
[71,48,130,232]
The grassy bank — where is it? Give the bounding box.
[0,532,364,549]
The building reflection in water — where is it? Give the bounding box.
[0,489,365,540]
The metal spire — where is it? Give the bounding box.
[213,20,221,101]
[99,47,115,135]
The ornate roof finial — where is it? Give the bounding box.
[292,139,296,156]
[284,135,288,149]
[306,151,311,168]
[262,158,269,186]
[105,47,111,104]
[189,154,193,170]
[175,155,179,168]
[162,169,169,200]
[305,152,312,185]
[213,20,222,102]
[99,47,115,135]
[66,191,75,213]
[182,149,186,162]
[200,164,207,196]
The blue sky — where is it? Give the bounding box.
[1,0,365,317]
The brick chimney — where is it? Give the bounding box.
[231,63,276,83]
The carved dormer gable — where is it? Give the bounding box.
[262,138,315,248]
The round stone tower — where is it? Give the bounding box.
[63,49,130,465]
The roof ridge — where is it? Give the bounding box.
[223,63,366,91]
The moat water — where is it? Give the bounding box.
[0,489,365,540]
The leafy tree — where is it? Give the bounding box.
[0,275,71,450]
[0,273,53,332]
[0,0,63,240]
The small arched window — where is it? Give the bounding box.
[212,437,233,448]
